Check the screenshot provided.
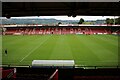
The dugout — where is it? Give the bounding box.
[32,60,75,68]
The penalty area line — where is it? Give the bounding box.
[20,35,51,62]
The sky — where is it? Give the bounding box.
[1,16,118,21]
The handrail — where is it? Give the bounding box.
[1,64,120,69]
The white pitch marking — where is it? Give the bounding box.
[20,35,51,62]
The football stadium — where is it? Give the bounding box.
[1,2,120,80]
[2,26,119,67]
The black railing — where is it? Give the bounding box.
[2,64,120,69]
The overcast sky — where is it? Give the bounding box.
[1,16,118,21]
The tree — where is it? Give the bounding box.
[58,22,62,25]
[118,17,120,24]
[109,19,114,24]
[115,17,120,24]
[78,18,84,24]
[106,18,110,24]
[106,17,120,25]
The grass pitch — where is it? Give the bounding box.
[2,35,118,67]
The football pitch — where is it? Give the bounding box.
[2,34,119,67]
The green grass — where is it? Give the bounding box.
[2,34,119,67]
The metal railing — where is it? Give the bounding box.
[1,64,120,69]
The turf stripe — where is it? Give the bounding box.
[89,35,118,55]
[49,35,74,60]
[19,35,52,62]
[28,35,59,60]
[72,35,101,66]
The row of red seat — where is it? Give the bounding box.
[4,27,119,35]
